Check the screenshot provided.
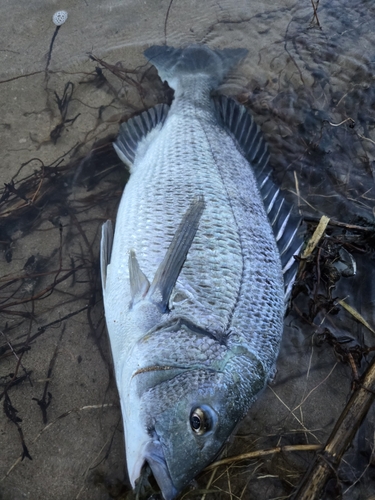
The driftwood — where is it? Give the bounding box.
[291,357,375,499]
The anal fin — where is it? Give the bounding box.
[100,220,114,290]
[114,103,170,167]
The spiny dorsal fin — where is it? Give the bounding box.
[100,220,114,290]
[214,95,303,301]
[113,103,169,167]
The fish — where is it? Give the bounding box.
[100,44,302,500]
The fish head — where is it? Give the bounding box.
[123,363,257,500]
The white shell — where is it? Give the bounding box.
[52,10,68,26]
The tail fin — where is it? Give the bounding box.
[144,44,247,90]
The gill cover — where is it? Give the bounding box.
[139,369,240,497]
[131,345,267,499]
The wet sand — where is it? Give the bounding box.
[1,1,375,499]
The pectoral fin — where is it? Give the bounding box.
[129,250,150,305]
[129,197,205,312]
[148,196,205,312]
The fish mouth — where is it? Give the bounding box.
[130,437,178,500]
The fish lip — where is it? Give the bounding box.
[131,437,178,500]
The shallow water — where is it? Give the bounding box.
[1,1,375,499]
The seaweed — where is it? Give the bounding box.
[2,14,375,497]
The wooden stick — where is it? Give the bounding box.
[291,358,375,499]
[302,215,330,259]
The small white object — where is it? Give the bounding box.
[52,10,68,26]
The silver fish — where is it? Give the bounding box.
[101,45,302,500]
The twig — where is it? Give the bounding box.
[296,215,330,283]
[310,0,321,29]
[338,299,375,335]
[164,0,175,42]
[303,216,374,233]
[291,357,375,499]
[302,215,330,259]
[204,444,322,471]
[201,467,218,500]
[328,118,355,127]
[357,132,375,147]
[269,386,321,442]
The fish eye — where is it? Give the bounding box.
[190,407,212,435]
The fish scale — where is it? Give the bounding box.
[210,134,285,363]
[101,44,303,500]
[108,112,246,342]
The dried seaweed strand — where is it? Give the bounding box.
[204,444,322,471]
[0,404,116,482]
[32,325,66,424]
[0,306,89,359]
[338,299,375,336]
[0,267,82,312]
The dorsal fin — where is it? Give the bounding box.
[214,95,303,301]
[113,103,169,167]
